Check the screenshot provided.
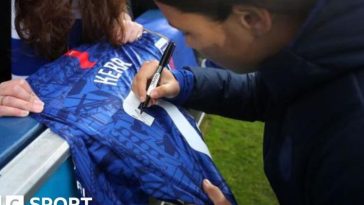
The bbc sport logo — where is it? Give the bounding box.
[0,195,24,205]
[0,196,92,205]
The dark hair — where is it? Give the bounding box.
[155,0,317,21]
[15,0,127,60]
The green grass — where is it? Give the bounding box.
[200,115,278,205]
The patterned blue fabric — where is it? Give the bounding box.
[27,32,237,205]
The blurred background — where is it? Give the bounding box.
[201,115,278,205]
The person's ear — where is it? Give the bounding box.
[232,5,273,37]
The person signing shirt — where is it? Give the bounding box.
[132,0,364,204]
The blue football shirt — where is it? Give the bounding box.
[27,31,237,205]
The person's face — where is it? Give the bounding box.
[156,2,263,73]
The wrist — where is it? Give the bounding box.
[169,67,194,105]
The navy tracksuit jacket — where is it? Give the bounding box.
[173,0,364,204]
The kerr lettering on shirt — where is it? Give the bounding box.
[94,58,132,86]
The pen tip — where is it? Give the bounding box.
[138,103,143,114]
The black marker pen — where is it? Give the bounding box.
[139,41,176,114]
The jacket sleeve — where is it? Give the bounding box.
[171,66,269,121]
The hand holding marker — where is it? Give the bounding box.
[139,41,176,114]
